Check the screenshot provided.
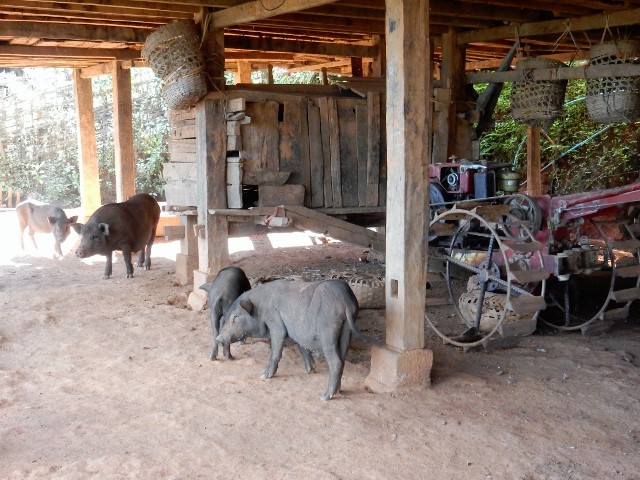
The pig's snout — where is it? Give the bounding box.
[215,334,227,345]
[75,249,86,258]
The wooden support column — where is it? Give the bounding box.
[351,57,363,77]
[371,35,386,78]
[526,125,542,196]
[196,98,228,276]
[267,64,274,84]
[72,70,101,219]
[236,61,252,84]
[112,61,136,202]
[365,0,433,393]
[434,28,468,161]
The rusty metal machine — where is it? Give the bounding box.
[426,161,640,350]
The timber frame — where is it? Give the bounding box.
[2,0,640,391]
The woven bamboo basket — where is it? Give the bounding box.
[142,20,204,81]
[586,40,640,123]
[162,72,208,110]
[510,58,567,124]
[330,272,385,309]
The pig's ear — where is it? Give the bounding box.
[98,223,110,236]
[68,216,78,224]
[71,223,83,234]
[239,299,253,315]
[47,216,57,225]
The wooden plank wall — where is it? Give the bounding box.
[165,91,386,211]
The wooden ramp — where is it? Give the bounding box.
[282,205,385,253]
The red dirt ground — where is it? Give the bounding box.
[1,210,639,479]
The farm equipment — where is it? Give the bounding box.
[426,160,640,350]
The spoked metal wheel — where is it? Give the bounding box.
[425,207,547,351]
[540,220,640,333]
[500,193,543,240]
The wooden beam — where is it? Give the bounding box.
[209,0,341,28]
[224,35,378,58]
[467,62,640,84]
[0,21,148,43]
[282,206,385,252]
[458,6,640,45]
[112,61,136,202]
[72,69,101,219]
[0,45,141,61]
[287,59,350,73]
[79,62,113,78]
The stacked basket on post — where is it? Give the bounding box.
[142,20,208,110]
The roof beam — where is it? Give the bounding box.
[458,6,640,45]
[224,35,378,58]
[209,0,341,28]
[0,20,148,43]
[0,44,141,60]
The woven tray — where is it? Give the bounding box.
[330,272,385,309]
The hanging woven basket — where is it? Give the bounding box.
[142,20,208,110]
[510,58,567,125]
[586,40,640,124]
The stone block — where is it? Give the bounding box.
[175,253,198,286]
[364,344,433,393]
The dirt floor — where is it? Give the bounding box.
[1,210,640,480]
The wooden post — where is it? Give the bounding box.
[371,35,386,78]
[434,28,468,162]
[365,0,433,393]
[196,98,229,277]
[187,22,227,311]
[112,61,136,202]
[237,61,252,84]
[73,69,101,219]
[267,64,274,84]
[351,57,363,77]
[321,67,328,85]
[526,125,542,196]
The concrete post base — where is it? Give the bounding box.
[364,343,433,393]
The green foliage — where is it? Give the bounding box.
[0,67,168,208]
[478,79,640,195]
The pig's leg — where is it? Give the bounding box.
[122,247,135,278]
[102,253,113,279]
[136,247,146,268]
[321,342,343,401]
[209,310,220,360]
[261,325,286,379]
[29,228,38,250]
[298,345,315,373]
[339,323,352,361]
[17,216,27,250]
[143,233,155,270]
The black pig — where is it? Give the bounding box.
[71,194,160,279]
[216,279,377,401]
[199,266,252,360]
